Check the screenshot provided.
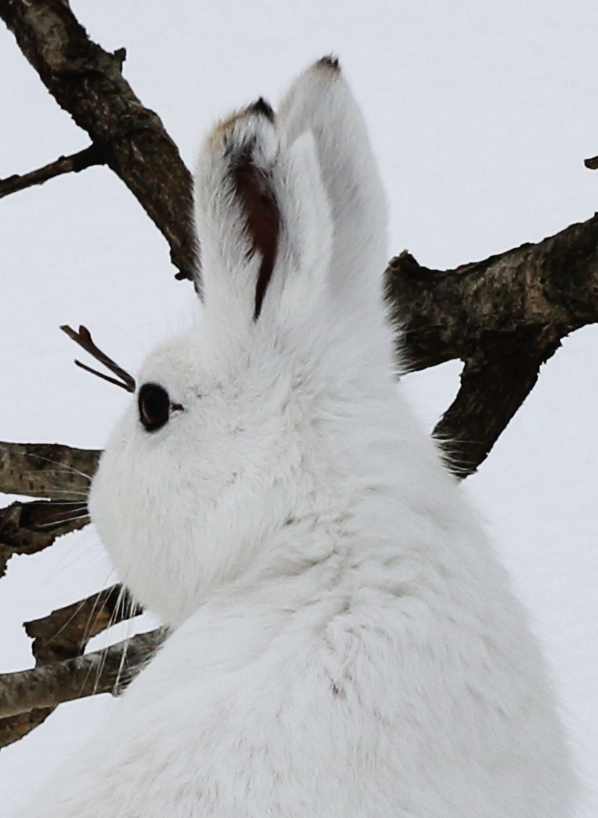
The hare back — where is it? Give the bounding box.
[24,560,572,817]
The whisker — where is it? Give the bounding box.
[77,588,125,700]
[107,586,133,692]
[28,489,89,500]
[38,594,98,651]
[91,588,123,664]
[91,586,141,696]
[79,589,123,698]
[25,485,90,498]
[27,454,93,484]
[83,588,114,651]
[20,488,90,502]
[115,591,143,691]
[112,631,131,695]
[31,512,90,530]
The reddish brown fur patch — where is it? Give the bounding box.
[231,152,280,320]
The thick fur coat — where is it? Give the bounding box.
[22,59,574,817]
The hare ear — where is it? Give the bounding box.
[196,97,333,335]
[195,100,282,326]
[278,58,388,311]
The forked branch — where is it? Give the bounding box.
[0,0,198,282]
[385,213,598,475]
[61,325,136,392]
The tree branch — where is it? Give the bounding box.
[0,0,198,282]
[0,143,104,199]
[0,628,167,721]
[0,586,146,747]
[385,213,598,475]
[0,499,89,578]
[0,442,97,577]
[0,441,98,499]
[24,585,143,665]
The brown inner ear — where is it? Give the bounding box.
[231,155,280,320]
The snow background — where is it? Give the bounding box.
[1,0,597,813]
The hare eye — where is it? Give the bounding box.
[138,383,171,432]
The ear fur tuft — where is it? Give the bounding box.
[250,97,276,122]
[317,54,341,72]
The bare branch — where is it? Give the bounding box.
[0,628,167,721]
[0,144,104,199]
[24,585,143,665]
[0,0,198,282]
[384,213,598,476]
[61,325,136,393]
[434,347,555,478]
[0,586,146,747]
[0,499,89,578]
[0,441,99,499]
[0,707,54,748]
[0,439,97,578]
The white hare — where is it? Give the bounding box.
[23,58,574,817]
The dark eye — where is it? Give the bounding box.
[138,383,171,432]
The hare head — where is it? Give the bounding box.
[89,58,395,627]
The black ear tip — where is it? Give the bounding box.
[318,55,341,72]
[251,97,275,121]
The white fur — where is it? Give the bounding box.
[22,60,575,817]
